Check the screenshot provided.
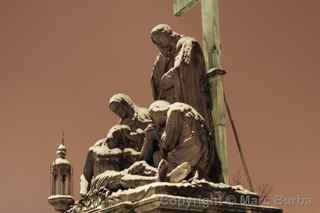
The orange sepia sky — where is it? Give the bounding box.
[0,1,319,213]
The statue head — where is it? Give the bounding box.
[148,100,170,129]
[106,124,131,149]
[150,24,181,57]
[109,94,135,119]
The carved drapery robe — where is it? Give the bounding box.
[151,36,213,128]
[159,103,211,179]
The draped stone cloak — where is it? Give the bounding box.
[151,36,212,129]
[160,103,211,179]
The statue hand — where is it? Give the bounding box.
[145,124,157,140]
[106,137,118,149]
[160,133,168,157]
[160,70,176,90]
[120,126,131,136]
[109,125,130,138]
[112,129,123,139]
[160,147,168,159]
[145,123,155,133]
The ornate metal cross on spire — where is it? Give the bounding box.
[173,0,228,183]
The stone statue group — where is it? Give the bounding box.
[79,24,224,201]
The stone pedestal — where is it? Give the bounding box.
[95,194,282,213]
[77,181,282,213]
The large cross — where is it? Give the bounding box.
[173,0,228,183]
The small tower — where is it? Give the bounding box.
[48,133,74,212]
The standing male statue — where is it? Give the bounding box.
[150,24,212,129]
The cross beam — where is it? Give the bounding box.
[173,0,200,16]
[174,0,222,69]
[173,0,228,183]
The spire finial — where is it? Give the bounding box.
[56,131,67,158]
[61,131,65,145]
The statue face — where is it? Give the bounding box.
[152,34,174,57]
[151,111,167,129]
[109,102,132,119]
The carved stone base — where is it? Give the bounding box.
[76,181,282,213]
[94,194,282,213]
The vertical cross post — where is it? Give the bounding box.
[173,0,228,183]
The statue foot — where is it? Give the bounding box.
[167,162,192,183]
